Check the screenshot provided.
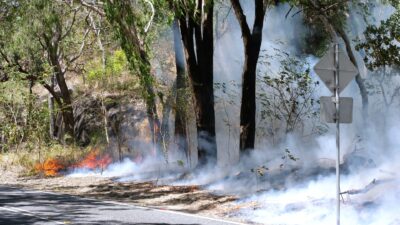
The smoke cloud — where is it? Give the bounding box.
[67,1,400,224]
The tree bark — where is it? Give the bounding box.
[48,45,75,138]
[48,75,56,138]
[178,0,217,166]
[231,0,267,154]
[42,30,75,139]
[173,19,189,161]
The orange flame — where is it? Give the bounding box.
[74,148,112,170]
[35,158,65,177]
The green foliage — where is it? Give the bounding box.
[86,50,129,84]
[86,61,105,83]
[287,0,347,29]
[355,6,400,108]
[108,50,128,74]
[177,160,185,167]
[355,11,400,70]
[0,0,88,79]
[286,0,377,56]
[0,80,50,152]
[0,81,26,151]
[259,50,319,136]
[104,1,155,99]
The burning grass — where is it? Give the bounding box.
[34,158,65,177]
[72,148,112,171]
[33,147,113,177]
[0,143,85,176]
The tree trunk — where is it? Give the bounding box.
[239,41,259,152]
[25,79,34,139]
[173,19,189,161]
[53,65,75,138]
[160,84,176,163]
[178,0,217,167]
[335,26,369,121]
[44,32,75,139]
[48,75,56,138]
[192,75,217,166]
[231,0,266,154]
[138,59,162,155]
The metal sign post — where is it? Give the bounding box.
[314,43,359,225]
[334,43,340,225]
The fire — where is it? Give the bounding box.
[34,148,113,176]
[74,148,112,170]
[35,158,65,177]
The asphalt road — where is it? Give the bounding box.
[0,186,246,225]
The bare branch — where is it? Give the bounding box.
[68,27,90,64]
[285,5,294,19]
[230,0,251,38]
[143,0,155,33]
[79,0,105,16]
[0,47,11,65]
[61,6,81,40]
[42,82,62,106]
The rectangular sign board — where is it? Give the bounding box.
[320,96,353,123]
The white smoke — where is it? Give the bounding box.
[65,1,400,225]
[237,163,400,225]
[68,158,140,178]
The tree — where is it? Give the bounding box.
[172,19,189,160]
[355,3,400,128]
[174,0,217,166]
[0,0,91,141]
[104,0,163,154]
[288,0,370,121]
[84,0,191,161]
[230,0,269,154]
[355,4,400,72]
[259,52,320,139]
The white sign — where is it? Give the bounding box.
[320,96,353,123]
[314,46,358,93]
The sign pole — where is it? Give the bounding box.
[334,43,341,225]
[314,42,358,225]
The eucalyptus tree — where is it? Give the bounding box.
[355,2,400,126]
[356,2,400,73]
[103,0,167,155]
[172,0,217,166]
[172,18,189,160]
[0,0,92,141]
[229,0,270,154]
[287,0,370,121]
[79,0,192,161]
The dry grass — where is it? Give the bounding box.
[0,144,95,176]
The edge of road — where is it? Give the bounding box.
[0,185,251,225]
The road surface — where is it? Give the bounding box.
[0,186,246,225]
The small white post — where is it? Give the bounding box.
[334,43,341,225]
